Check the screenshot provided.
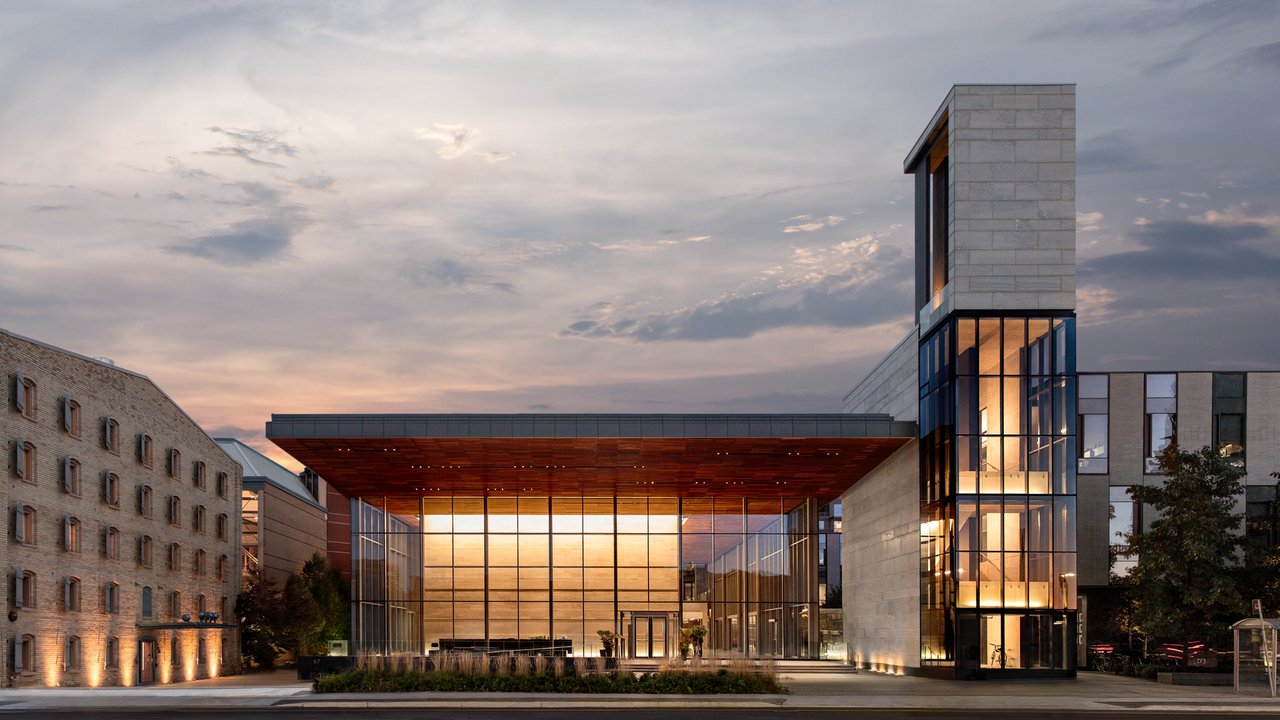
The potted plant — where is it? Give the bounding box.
[597,630,618,658]
[688,622,707,657]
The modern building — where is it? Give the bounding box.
[266,414,914,659]
[1074,371,1280,646]
[2,328,242,687]
[215,438,326,586]
[259,83,1274,680]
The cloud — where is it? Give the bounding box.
[0,244,31,252]
[1078,131,1157,175]
[1234,40,1280,69]
[783,214,846,233]
[200,126,298,168]
[294,174,336,191]
[166,217,301,266]
[167,157,217,180]
[1079,216,1279,295]
[401,257,517,294]
[416,123,512,162]
[230,181,284,206]
[1077,211,1103,232]
[563,234,908,342]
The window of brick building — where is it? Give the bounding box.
[64,576,81,612]
[138,434,153,468]
[138,484,153,518]
[138,534,153,568]
[63,515,81,552]
[193,505,206,534]
[13,372,36,421]
[15,502,36,545]
[167,495,182,527]
[194,549,207,577]
[193,461,206,489]
[62,397,81,438]
[169,590,181,618]
[14,439,36,483]
[216,472,228,499]
[104,581,120,614]
[167,448,181,479]
[105,636,119,668]
[141,586,153,618]
[103,418,119,455]
[62,456,81,496]
[102,526,119,560]
[168,542,181,572]
[65,635,82,671]
[14,569,36,608]
[14,633,35,674]
[102,471,121,507]
[216,513,228,540]
[217,554,228,581]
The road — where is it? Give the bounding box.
[4,709,1279,720]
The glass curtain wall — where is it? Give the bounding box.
[350,496,818,658]
[919,315,1077,672]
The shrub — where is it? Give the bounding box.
[314,666,787,694]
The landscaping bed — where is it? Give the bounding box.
[314,657,787,694]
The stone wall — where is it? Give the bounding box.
[841,440,919,672]
[842,328,918,421]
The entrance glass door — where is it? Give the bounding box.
[629,614,669,658]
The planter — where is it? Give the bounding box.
[1157,672,1232,686]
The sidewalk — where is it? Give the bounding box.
[1,669,1278,714]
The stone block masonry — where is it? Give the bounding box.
[948,85,1075,314]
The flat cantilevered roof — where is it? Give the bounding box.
[267,413,916,502]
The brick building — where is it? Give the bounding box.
[2,328,242,687]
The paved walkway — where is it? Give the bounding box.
[0,668,1277,714]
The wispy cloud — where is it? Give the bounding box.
[416,123,512,162]
[401,257,517,294]
[783,214,846,233]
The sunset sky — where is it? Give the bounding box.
[2,1,1278,469]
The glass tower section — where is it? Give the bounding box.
[920,315,1077,673]
[350,495,819,659]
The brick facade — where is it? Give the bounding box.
[1,328,242,687]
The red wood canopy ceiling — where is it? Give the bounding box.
[271,436,911,503]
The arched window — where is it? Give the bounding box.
[194,549,207,577]
[138,434,153,468]
[217,554,228,581]
[104,581,120,614]
[13,373,36,420]
[62,397,81,438]
[138,534,153,568]
[102,471,120,507]
[64,576,81,612]
[168,495,182,527]
[216,472,228,499]
[169,590,181,618]
[216,513,228,540]
[167,448,181,479]
[138,484,153,518]
[141,586,153,618]
[62,456,81,495]
[65,635,82,671]
[14,440,36,483]
[14,633,35,674]
[105,636,120,668]
[104,418,120,454]
[193,461,206,489]
[14,502,36,545]
[193,504,206,534]
[102,526,119,559]
[63,515,81,552]
[14,569,36,608]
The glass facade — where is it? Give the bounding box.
[919,315,1077,672]
[350,495,819,658]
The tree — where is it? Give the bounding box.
[1125,444,1246,647]
[237,570,284,668]
[280,573,325,656]
[300,553,350,647]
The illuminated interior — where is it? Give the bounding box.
[352,495,820,658]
